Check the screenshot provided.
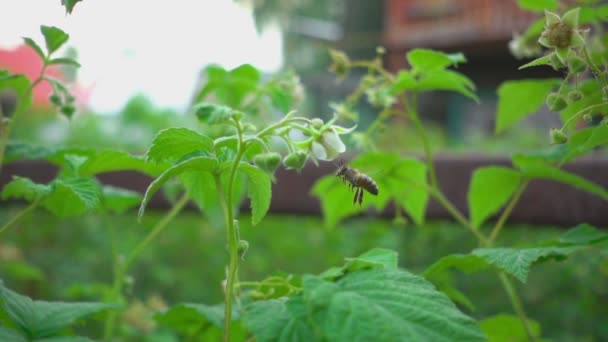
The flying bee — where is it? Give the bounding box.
[335,162,379,206]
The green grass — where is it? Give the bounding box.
[0,206,606,341]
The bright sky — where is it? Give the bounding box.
[0,0,283,113]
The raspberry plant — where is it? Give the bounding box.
[0,1,607,341]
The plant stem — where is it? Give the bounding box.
[488,181,528,245]
[0,199,40,235]
[223,118,248,342]
[561,102,608,130]
[103,192,190,340]
[498,272,536,341]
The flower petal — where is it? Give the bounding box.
[311,141,328,160]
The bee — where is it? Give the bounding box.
[336,162,379,206]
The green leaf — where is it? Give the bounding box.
[100,185,141,214]
[0,284,117,339]
[0,74,32,116]
[146,127,214,164]
[153,302,246,341]
[390,71,417,93]
[391,158,428,225]
[22,37,46,61]
[1,176,51,202]
[516,0,557,12]
[242,296,315,341]
[468,167,523,229]
[407,48,455,71]
[47,58,80,68]
[518,54,553,70]
[193,102,241,124]
[495,79,560,133]
[472,246,579,283]
[3,142,57,164]
[416,69,479,102]
[0,327,26,342]
[559,223,608,245]
[480,313,542,342]
[321,248,399,281]
[245,268,485,341]
[238,163,271,225]
[513,155,608,201]
[138,156,218,220]
[34,336,93,342]
[79,149,164,177]
[62,0,83,14]
[41,178,101,218]
[40,26,69,55]
[563,125,608,162]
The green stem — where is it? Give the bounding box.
[223,118,248,341]
[0,198,41,235]
[431,189,489,245]
[561,102,608,130]
[582,47,607,90]
[488,181,528,245]
[498,272,537,341]
[255,117,311,138]
[103,192,190,340]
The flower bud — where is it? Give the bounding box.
[311,118,324,129]
[546,92,568,112]
[253,152,281,174]
[583,113,593,123]
[541,21,573,49]
[328,49,350,77]
[60,104,76,118]
[0,90,18,117]
[283,150,308,170]
[568,89,583,102]
[49,93,62,106]
[550,128,568,144]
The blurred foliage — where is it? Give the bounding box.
[0,207,606,341]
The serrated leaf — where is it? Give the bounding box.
[468,167,523,229]
[238,163,271,225]
[3,142,57,164]
[495,79,560,133]
[516,0,557,12]
[100,185,141,214]
[407,48,455,71]
[22,37,45,61]
[243,296,315,341]
[559,224,608,245]
[480,313,542,342]
[416,69,479,102]
[0,74,32,116]
[322,248,399,281]
[138,156,218,220]
[424,254,490,280]
[513,155,608,201]
[47,58,80,68]
[0,285,117,339]
[41,178,101,217]
[146,127,213,164]
[153,302,247,341]
[1,176,51,202]
[40,26,69,55]
[79,149,165,177]
[518,54,552,70]
[472,246,579,283]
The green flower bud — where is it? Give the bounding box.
[550,128,568,144]
[328,49,350,78]
[253,152,281,174]
[60,104,76,118]
[0,90,18,117]
[568,56,586,73]
[311,118,324,129]
[546,92,568,112]
[541,21,573,49]
[283,150,308,170]
[568,89,583,102]
[49,93,62,106]
[582,113,593,123]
